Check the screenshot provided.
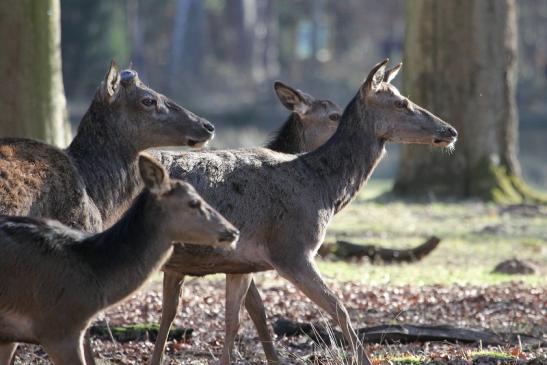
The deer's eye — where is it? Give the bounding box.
[329,113,340,122]
[188,199,201,209]
[395,99,409,109]
[142,98,157,107]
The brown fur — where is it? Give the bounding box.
[0,62,215,232]
[0,62,216,364]
[0,155,238,365]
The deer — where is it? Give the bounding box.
[0,61,215,365]
[266,81,341,153]
[0,154,239,365]
[0,61,215,233]
[149,59,458,365]
[148,81,341,365]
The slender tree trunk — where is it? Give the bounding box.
[393,0,538,202]
[127,0,146,80]
[251,0,279,84]
[225,0,253,70]
[0,0,71,147]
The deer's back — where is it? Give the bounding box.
[155,148,332,271]
[0,216,100,338]
[0,138,101,231]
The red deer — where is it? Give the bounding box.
[150,60,457,364]
[0,154,238,365]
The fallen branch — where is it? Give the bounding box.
[273,318,546,349]
[318,236,441,263]
[89,323,192,343]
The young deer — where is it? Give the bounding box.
[0,61,215,233]
[0,154,238,365]
[267,81,341,153]
[151,59,457,365]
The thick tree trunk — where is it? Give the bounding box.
[393,0,535,202]
[0,0,71,147]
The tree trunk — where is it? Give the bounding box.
[0,0,71,147]
[393,0,537,203]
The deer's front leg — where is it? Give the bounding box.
[83,330,96,365]
[273,257,371,365]
[244,279,280,364]
[220,273,252,365]
[42,333,86,365]
[0,343,17,365]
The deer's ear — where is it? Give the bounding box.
[139,154,169,194]
[360,58,389,97]
[384,62,402,84]
[100,60,121,104]
[274,81,310,115]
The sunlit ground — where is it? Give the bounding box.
[315,179,546,286]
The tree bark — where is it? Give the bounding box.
[0,0,71,147]
[393,0,534,202]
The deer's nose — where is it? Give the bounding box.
[202,121,215,133]
[447,126,458,138]
[219,228,239,243]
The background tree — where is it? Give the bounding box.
[0,0,71,146]
[393,0,541,202]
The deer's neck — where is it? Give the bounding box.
[303,96,385,214]
[67,104,141,228]
[266,113,304,153]
[78,192,172,306]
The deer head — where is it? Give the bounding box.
[359,59,458,148]
[95,61,215,150]
[139,154,239,248]
[274,81,341,152]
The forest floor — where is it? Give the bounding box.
[14,180,547,364]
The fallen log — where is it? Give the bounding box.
[318,236,441,263]
[273,318,546,349]
[89,323,192,343]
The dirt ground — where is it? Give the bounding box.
[15,277,546,364]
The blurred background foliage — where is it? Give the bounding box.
[59,0,547,185]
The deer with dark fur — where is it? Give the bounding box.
[267,81,341,153]
[0,154,238,365]
[151,60,457,364]
[0,62,215,233]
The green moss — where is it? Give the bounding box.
[389,355,424,365]
[469,157,547,204]
[89,323,192,342]
[471,350,514,360]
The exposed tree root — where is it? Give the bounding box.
[318,236,441,263]
[273,319,547,349]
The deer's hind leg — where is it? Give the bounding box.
[0,343,17,365]
[220,273,252,365]
[244,279,280,364]
[149,271,186,365]
[273,256,372,365]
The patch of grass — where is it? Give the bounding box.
[388,355,424,365]
[320,178,547,286]
[471,350,515,360]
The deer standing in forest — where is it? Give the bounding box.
[0,61,215,232]
[149,60,458,364]
[0,155,238,365]
[148,81,342,365]
[0,62,215,364]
